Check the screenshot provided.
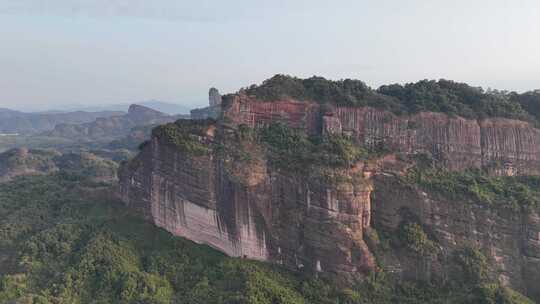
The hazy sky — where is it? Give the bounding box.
[1,0,539,111]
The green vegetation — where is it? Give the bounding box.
[510,90,540,122]
[108,124,156,151]
[243,75,539,122]
[152,119,215,156]
[0,174,534,303]
[407,168,540,211]
[243,75,403,111]
[259,122,366,173]
[455,246,491,285]
[0,135,74,153]
[472,284,535,304]
[378,80,530,120]
[452,247,535,304]
[397,222,439,256]
[0,174,310,303]
[55,152,118,181]
[0,148,58,172]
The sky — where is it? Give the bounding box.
[0,0,539,111]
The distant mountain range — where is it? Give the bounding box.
[0,108,123,135]
[0,100,196,135]
[44,104,188,143]
[62,100,193,115]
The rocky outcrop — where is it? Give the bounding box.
[209,88,222,107]
[190,88,223,120]
[224,94,540,175]
[223,95,321,135]
[119,129,376,278]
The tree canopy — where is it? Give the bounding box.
[243,75,539,122]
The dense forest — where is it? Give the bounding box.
[242,75,540,123]
[0,168,535,303]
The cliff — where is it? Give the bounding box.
[120,120,375,278]
[119,88,540,301]
[372,173,540,301]
[224,94,540,175]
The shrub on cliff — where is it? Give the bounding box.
[152,119,215,156]
[397,222,439,256]
[472,284,535,304]
[408,168,540,211]
[455,246,491,284]
[259,123,366,173]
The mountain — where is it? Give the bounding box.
[67,100,193,115]
[45,104,186,143]
[119,76,540,303]
[0,108,123,135]
[1,76,538,303]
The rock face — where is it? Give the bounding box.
[209,88,222,107]
[372,174,540,300]
[224,94,540,175]
[119,94,540,300]
[120,132,376,278]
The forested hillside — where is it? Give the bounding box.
[0,170,534,303]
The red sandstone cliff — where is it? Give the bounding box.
[119,95,540,300]
[119,129,376,278]
[224,94,540,175]
[372,173,540,300]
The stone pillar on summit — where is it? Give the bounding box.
[209,88,222,107]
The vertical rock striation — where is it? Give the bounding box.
[120,95,540,300]
[119,131,376,277]
[224,95,540,175]
[372,174,540,300]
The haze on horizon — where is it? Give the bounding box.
[1,0,539,112]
